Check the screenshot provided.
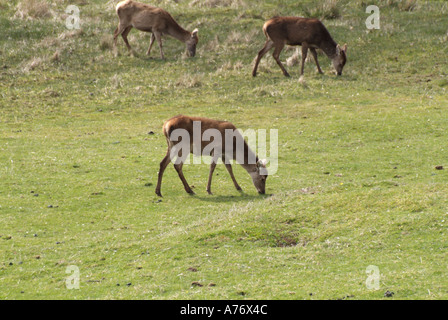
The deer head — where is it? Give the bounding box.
[186,28,199,57]
[332,44,347,76]
[249,159,268,194]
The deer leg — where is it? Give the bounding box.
[113,24,128,54]
[223,157,242,192]
[310,48,323,74]
[121,26,133,54]
[113,27,119,47]
[272,43,290,77]
[252,40,274,77]
[300,44,309,75]
[153,31,165,60]
[155,149,172,197]
[173,162,195,195]
[146,33,155,56]
[206,156,219,195]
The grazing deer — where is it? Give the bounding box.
[252,17,347,77]
[113,0,199,58]
[155,115,268,197]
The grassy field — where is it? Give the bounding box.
[1,0,447,300]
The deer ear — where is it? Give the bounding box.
[257,159,268,175]
[192,28,198,37]
[342,44,347,53]
[336,44,341,56]
[257,159,267,168]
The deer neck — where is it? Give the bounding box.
[236,140,259,173]
[240,162,258,176]
[321,39,339,59]
[166,23,191,43]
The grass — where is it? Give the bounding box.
[1,0,448,300]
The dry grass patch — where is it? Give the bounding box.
[216,60,245,74]
[285,46,318,67]
[109,74,123,89]
[14,0,52,19]
[0,0,10,10]
[302,0,341,20]
[225,29,259,46]
[202,35,221,53]
[252,84,286,98]
[50,50,60,62]
[99,34,114,51]
[21,56,45,72]
[58,29,84,40]
[378,0,419,11]
[286,48,300,67]
[174,74,203,88]
[189,0,246,9]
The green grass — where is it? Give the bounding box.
[1,0,448,299]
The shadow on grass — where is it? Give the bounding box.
[194,193,273,203]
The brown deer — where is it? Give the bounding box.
[113,0,198,58]
[155,115,268,197]
[252,17,347,77]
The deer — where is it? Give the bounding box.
[113,0,198,59]
[155,115,268,197]
[252,16,347,77]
